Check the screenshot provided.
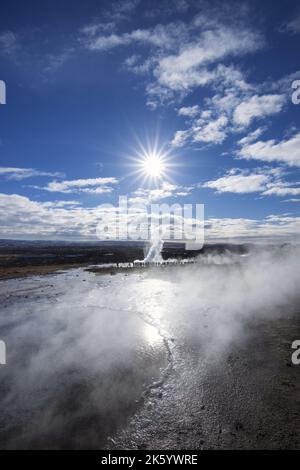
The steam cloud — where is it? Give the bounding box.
[0,244,299,448]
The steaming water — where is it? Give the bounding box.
[0,244,300,449]
[0,269,169,449]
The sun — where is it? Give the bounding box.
[142,152,165,178]
[126,136,178,186]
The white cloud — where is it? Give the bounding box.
[239,131,300,167]
[192,115,228,144]
[82,7,262,105]
[205,214,300,242]
[87,33,129,51]
[173,111,229,147]
[129,181,191,204]
[154,27,261,93]
[82,4,296,156]
[42,177,119,194]
[0,192,299,242]
[170,73,292,148]
[178,105,200,117]
[84,23,184,52]
[233,94,285,127]
[0,167,63,180]
[44,200,81,208]
[171,130,191,147]
[169,60,292,147]
[262,186,300,197]
[281,198,300,203]
[203,167,300,198]
[238,128,266,145]
[202,168,277,194]
[0,193,100,239]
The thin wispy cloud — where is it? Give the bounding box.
[0,167,63,180]
[280,12,300,35]
[81,7,263,106]
[129,181,192,204]
[42,177,119,194]
[80,0,140,41]
[206,214,300,242]
[0,31,19,56]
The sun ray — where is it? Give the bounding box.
[120,130,187,191]
[126,140,174,186]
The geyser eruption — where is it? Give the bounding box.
[143,228,164,263]
[143,238,163,263]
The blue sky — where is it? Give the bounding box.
[0,0,300,241]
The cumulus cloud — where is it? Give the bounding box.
[262,186,300,197]
[192,115,228,144]
[202,167,300,197]
[169,63,291,148]
[0,192,299,242]
[0,193,106,239]
[238,131,300,167]
[172,85,289,148]
[173,105,231,147]
[202,168,274,194]
[233,94,285,127]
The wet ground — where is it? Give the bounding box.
[0,262,300,449]
[0,269,168,449]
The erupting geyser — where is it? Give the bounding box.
[143,238,164,263]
